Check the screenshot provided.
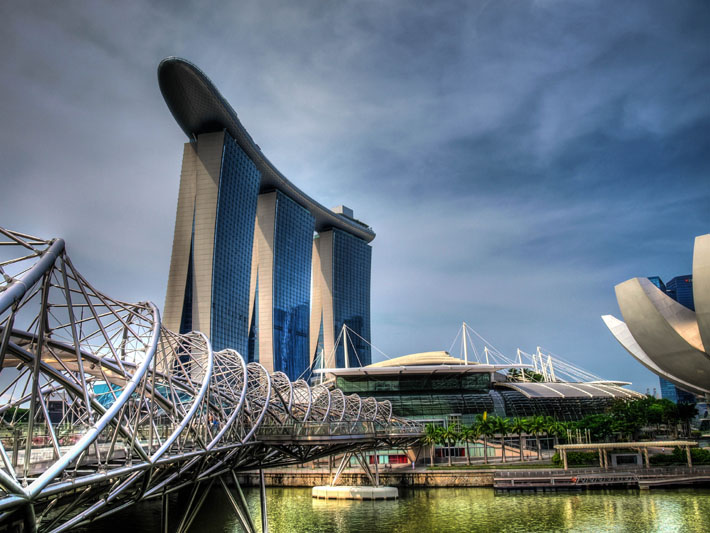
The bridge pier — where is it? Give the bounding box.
[161,491,169,533]
[374,453,379,487]
[220,476,256,533]
[259,470,269,533]
[181,479,215,533]
[313,450,399,501]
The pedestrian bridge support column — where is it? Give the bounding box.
[259,470,269,533]
[221,473,257,533]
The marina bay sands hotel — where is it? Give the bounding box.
[159,58,373,380]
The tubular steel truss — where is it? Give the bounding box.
[0,228,423,532]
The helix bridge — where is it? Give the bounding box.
[0,228,423,532]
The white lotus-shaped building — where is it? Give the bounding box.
[602,234,710,397]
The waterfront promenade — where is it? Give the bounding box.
[236,463,710,491]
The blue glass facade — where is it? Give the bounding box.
[665,275,694,311]
[210,131,261,353]
[177,131,261,354]
[647,276,666,292]
[172,130,372,376]
[332,229,372,368]
[659,377,696,404]
[272,192,315,379]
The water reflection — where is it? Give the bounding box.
[83,486,710,533]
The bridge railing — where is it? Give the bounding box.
[255,420,425,438]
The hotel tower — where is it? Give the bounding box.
[159,58,373,379]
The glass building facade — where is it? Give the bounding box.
[659,377,696,404]
[211,133,260,353]
[179,131,261,355]
[647,276,666,292]
[665,275,694,311]
[337,373,493,419]
[335,372,617,422]
[271,192,315,379]
[332,229,372,368]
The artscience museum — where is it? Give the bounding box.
[603,234,710,398]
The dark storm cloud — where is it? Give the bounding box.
[1,0,708,394]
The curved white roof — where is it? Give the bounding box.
[497,381,643,399]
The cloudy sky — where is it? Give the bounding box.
[1,1,708,393]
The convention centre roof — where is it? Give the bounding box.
[319,351,526,376]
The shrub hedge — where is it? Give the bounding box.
[650,447,710,465]
[551,451,598,466]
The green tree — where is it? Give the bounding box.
[506,368,545,382]
[609,397,652,440]
[569,395,699,444]
[545,417,567,448]
[677,402,698,437]
[647,401,665,430]
[576,413,614,442]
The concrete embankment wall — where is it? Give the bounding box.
[236,470,494,488]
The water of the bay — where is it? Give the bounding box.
[85,486,710,532]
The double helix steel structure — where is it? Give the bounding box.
[0,228,423,532]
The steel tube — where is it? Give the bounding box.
[0,239,64,316]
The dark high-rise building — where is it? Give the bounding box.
[666,275,694,311]
[159,57,375,380]
[164,130,260,355]
[659,377,696,404]
[248,191,315,378]
[311,225,372,369]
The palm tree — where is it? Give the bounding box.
[459,425,477,466]
[476,413,494,464]
[421,424,441,467]
[442,425,460,466]
[527,415,546,460]
[546,419,567,448]
[493,417,512,463]
[510,417,528,462]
